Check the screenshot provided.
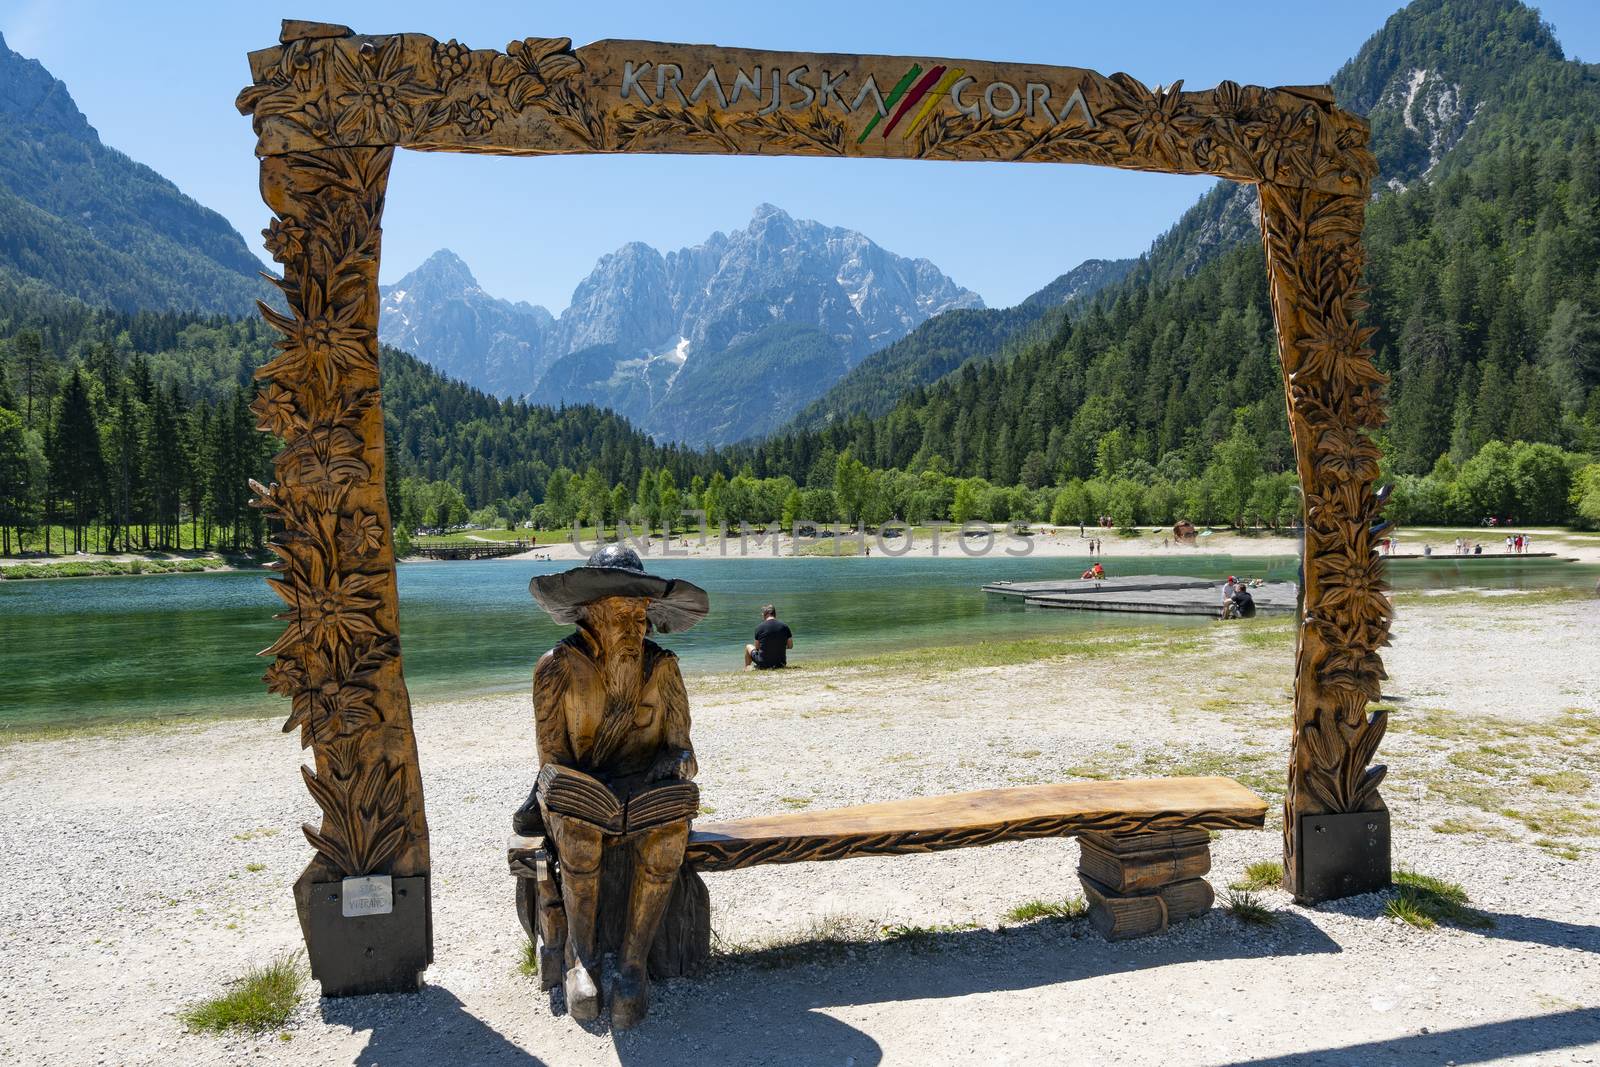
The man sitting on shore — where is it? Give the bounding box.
[744,604,793,670]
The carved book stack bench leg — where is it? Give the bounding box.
[1077,829,1215,940]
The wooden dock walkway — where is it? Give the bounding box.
[982,575,1298,617]
[411,540,532,561]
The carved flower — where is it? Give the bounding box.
[333,37,428,142]
[1313,548,1389,628]
[293,570,386,652]
[1257,111,1318,182]
[338,511,386,559]
[1313,426,1382,484]
[251,382,302,436]
[1293,308,1383,395]
[489,37,583,110]
[262,217,308,263]
[263,657,307,698]
[288,98,337,141]
[1348,385,1388,430]
[1100,78,1204,169]
[434,39,472,84]
[259,293,371,394]
[289,677,381,744]
[453,93,498,136]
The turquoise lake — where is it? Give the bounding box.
[1,552,1593,730]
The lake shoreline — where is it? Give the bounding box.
[6,586,1594,741]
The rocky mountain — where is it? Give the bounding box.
[1022,258,1137,309]
[385,203,981,446]
[378,250,556,398]
[0,33,270,314]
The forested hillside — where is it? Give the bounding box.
[4,0,1600,556]
[0,33,271,314]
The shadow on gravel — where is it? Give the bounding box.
[321,985,548,1067]
[1462,911,1600,954]
[607,912,1340,1066]
[1209,1007,1600,1066]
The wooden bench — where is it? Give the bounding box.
[510,776,1266,984]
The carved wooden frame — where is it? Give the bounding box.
[237,21,1390,969]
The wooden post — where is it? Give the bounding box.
[1258,182,1393,902]
[250,142,433,994]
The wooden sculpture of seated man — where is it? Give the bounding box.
[517,545,710,1029]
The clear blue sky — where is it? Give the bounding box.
[3,1,1599,311]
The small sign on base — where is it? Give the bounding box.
[304,874,431,997]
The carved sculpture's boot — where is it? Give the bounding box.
[559,870,602,1021]
[551,818,604,1022]
[612,864,678,1028]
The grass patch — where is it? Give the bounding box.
[244,862,266,873]
[711,914,879,969]
[181,953,304,1033]
[517,939,538,978]
[1224,889,1276,925]
[0,555,228,580]
[1430,816,1513,839]
[1003,896,1088,923]
[1502,804,1599,839]
[1529,771,1590,794]
[880,920,979,944]
[1229,860,1284,892]
[1534,837,1582,860]
[778,796,811,809]
[1384,869,1493,930]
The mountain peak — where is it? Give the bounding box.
[404,248,479,290]
[751,202,791,221]
[0,30,96,143]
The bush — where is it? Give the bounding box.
[1571,463,1600,529]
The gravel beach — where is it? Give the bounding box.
[2,595,1597,1065]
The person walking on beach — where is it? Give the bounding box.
[744,604,793,670]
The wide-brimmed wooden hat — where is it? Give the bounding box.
[529,544,709,633]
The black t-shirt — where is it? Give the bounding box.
[1231,588,1256,618]
[753,618,792,668]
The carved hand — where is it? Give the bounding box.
[647,748,696,782]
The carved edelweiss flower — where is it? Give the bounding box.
[334,37,426,142]
[262,299,371,393]
[1100,79,1203,169]
[290,677,381,744]
[1292,308,1382,394]
[489,37,583,110]
[250,382,301,436]
[453,93,498,135]
[338,511,386,559]
[262,657,307,698]
[262,217,308,263]
[1313,549,1390,627]
[1256,110,1319,182]
[293,570,385,652]
[434,39,472,84]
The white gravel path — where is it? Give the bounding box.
[2,599,1597,1065]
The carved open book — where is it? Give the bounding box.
[536,763,699,834]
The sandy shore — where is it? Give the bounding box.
[3,596,1598,1065]
[500,524,1600,565]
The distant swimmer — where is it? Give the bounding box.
[744,604,793,670]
